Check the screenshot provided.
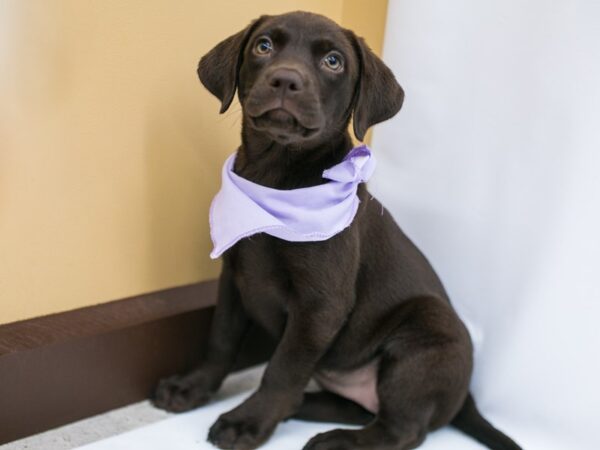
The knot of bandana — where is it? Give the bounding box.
[209,144,375,259]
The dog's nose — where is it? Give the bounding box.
[268,69,304,93]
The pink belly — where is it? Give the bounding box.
[313,358,380,413]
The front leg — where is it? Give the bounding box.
[208,280,353,449]
[153,259,249,412]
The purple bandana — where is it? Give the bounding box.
[209,145,375,259]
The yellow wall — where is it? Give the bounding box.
[0,0,388,325]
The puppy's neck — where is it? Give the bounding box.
[234,119,355,190]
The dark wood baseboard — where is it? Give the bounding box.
[0,281,275,445]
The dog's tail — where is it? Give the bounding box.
[451,393,522,450]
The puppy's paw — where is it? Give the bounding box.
[207,411,276,450]
[151,374,213,413]
[303,429,357,450]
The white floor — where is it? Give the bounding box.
[3,365,529,450]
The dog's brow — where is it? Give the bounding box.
[311,38,339,54]
[264,27,288,44]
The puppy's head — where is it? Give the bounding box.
[198,11,404,144]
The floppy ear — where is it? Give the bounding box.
[348,32,405,141]
[197,17,265,114]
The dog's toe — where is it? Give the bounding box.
[207,413,275,450]
[303,429,357,450]
[207,416,256,449]
[151,375,211,413]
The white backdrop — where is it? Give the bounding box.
[370,1,600,449]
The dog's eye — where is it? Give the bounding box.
[254,37,273,55]
[322,52,343,71]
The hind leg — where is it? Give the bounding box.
[291,391,375,425]
[302,352,434,450]
[303,297,472,450]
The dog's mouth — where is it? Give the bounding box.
[249,108,320,140]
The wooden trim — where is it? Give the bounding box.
[0,281,275,444]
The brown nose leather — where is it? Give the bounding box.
[268,68,304,93]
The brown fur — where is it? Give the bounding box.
[153,12,521,450]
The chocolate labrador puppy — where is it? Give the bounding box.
[153,11,521,450]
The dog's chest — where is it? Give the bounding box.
[230,236,294,337]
